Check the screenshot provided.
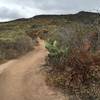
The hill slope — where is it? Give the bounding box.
[0,11,100,62]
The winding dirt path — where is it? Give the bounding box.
[0,39,67,100]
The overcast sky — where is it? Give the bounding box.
[0,0,100,22]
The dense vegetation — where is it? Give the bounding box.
[45,38,100,100]
[43,12,100,99]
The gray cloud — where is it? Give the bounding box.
[32,0,100,11]
[0,0,100,21]
[0,7,24,20]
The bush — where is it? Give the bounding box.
[0,35,34,60]
[45,39,69,71]
[14,36,34,53]
[45,39,100,100]
[66,51,100,100]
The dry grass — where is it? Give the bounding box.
[45,49,100,100]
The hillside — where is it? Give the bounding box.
[0,11,100,62]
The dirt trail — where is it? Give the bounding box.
[0,39,68,100]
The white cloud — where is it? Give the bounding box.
[0,0,100,21]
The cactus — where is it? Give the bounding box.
[45,39,69,71]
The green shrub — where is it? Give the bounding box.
[45,39,69,71]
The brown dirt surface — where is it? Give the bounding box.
[0,39,68,100]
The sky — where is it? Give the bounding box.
[0,0,100,22]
